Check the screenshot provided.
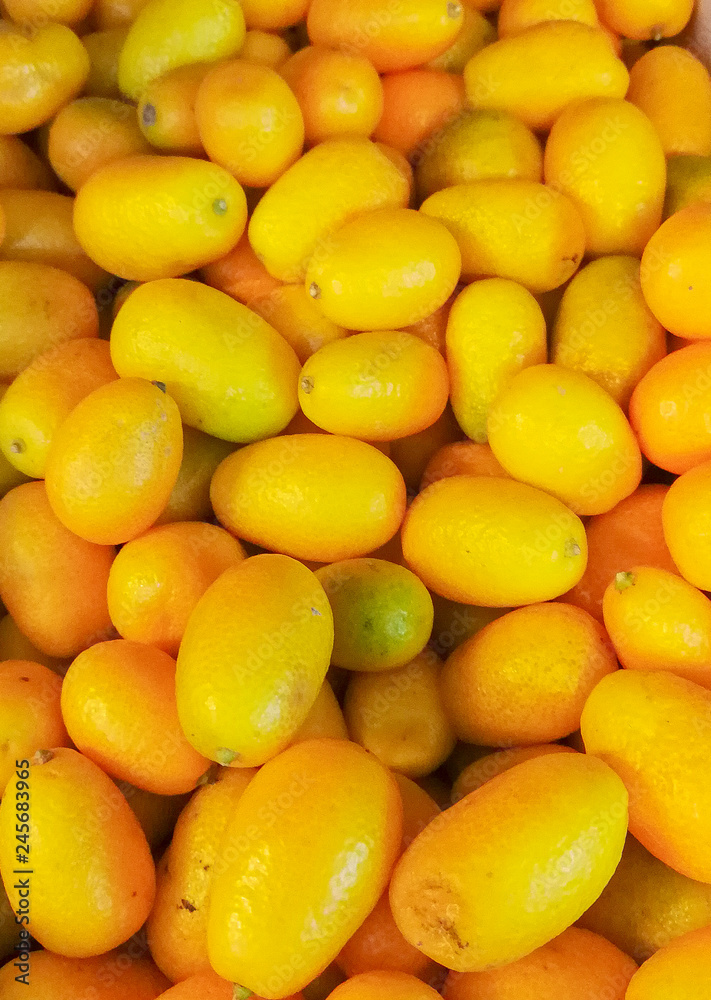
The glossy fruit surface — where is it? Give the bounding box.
[488,364,642,515]
[118,0,246,99]
[625,924,711,999]
[0,188,107,290]
[201,229,282,305]
[0,748,155,956]
[628,46,711,157]
[155,973,248,999]
[603,566,711,687]
[211,435,407,562]
[582,669,711,882]
[195,60,304,187]
[497,0,599,34]
[248,139,410,283]
[4,0,93,23]
[663,459,711,590]
[0,660,69,795]
[452,744,575,801]
[110,278,299,443]
[403,475,587,606]
[315,559,433,672]
[596,0,694,39]
[108,521,244,654]
[305,209,461,331]
[299,331,450,441]
[241,32,292,68]
[420,181,585,293]
[290,680,349,746]
[428,6,495,71]
[253,284,347,364]
[74,156,247,281]
[421,441,508,488]
[327,972,441,1000]
[579,834,711,963]
[0,614,67,675]
[45,377,183,545]
[240,0,309,28]
[0,261,98,380]
[344,650,455,777]
[553,256,666,410]
[563,484,677,621]
[0,338,116,478]
[464,22,629,130]
[389,752,628,971]
[641,203,711,340]
[48,97,150,191]
[0,481,114,657]
[336,893,438,980]
[0,948,169,1000]
[281,46,384,144]
[446,278,547,443]
[137,64,208,155]
[0,25,89,134]
[442,926,636,999]
[307,0,464,73]
[442,602,617,745]
[147,768,256,982]
[374,70,466,156]
[176,554,333,766]
[61,639,209,794]
[630,343,711,474]
[544,97,666,257]
[207,739,402,996]
[416,108,542,204]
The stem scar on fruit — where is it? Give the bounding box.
[301,376,314,394]
[216,748,240,765]
[615,571,636,592]
[142,104,157,127]
[309,282,321,299]
[213,198,228,215]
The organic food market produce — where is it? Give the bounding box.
[3,0,711,997]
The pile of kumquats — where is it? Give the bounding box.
[3,0,711,997]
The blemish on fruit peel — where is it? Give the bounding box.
[565,539,581,558]
[615,571,636,592]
